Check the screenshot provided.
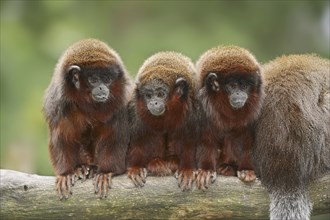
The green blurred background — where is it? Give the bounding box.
[1,0,329,176]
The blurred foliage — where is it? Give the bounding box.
[0,0,329,176]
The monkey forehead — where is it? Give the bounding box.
[58,39,125,70]
[137,51,196,89]
[139,78,170,90]
[137,66,194,90]
[196,45,260,80]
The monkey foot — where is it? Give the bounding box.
[196,169,217,190]
[147,158,172,176]
[55,174,75,200]
[127,167,147,187]
[74,165,89,182]
[237,170,256,182]
[218,165,236,176]
[175,169,197,191]
[93,172,113,199]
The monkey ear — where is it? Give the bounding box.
[67,65,81,89]
[175,77,189,99]
[206,72,220,92]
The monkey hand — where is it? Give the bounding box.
[127,167,147,187]
[147,157,171,176]
[55,174,75,200]
[196,169,217,190]
[74,165,97,182]
[237,170,256,182]
[175,169,197,191]
[93,172,113,199]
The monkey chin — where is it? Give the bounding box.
[148,108,166,116]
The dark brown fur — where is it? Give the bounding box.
[253,54,330,219]
[195,45,264,189]
[43,39,132,199]
[126,52,199,191]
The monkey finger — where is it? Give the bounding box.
[177,172,183,187]
[200,174,206,190]
[107,173,113,189]
[100,175,108,199]
[130,175,140,187]
[56,178,64,200]
[81,165,88,182]
[61,177,69,199]
[174,170,179,179]
[187,174,194,190]
[205,171,211,188]
[140,168,147,183]
[97,175,103,195]
[182,173,189,190]
[211,171,217,183]
[196,174,201,189]
[94,175,100,193]
[66,175,72,196]
[71,174,76,186]
[136,174,145,187]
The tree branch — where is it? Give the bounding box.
[0,169,329,219]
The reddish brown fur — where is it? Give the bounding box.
[43,39,132,198]
[127,52,199,190]
[195,46,263,187]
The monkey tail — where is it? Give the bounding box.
[269,189,312,220]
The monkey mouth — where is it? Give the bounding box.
[92,94,108,102]
[149,108,166,116]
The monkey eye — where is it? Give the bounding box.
[241,84,248,90]
[227,82,237,90]
[103,77,111,84]
[157,91,165,98]
[88,77,100,85]
[145,93,152,99]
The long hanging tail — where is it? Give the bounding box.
[269,189,312,220]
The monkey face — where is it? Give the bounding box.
[67,64,122,103]
[138,77,189,117]
[87,75,110,102]
[139,79,170,116]
[206,72,258,109]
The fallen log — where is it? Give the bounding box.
[0,169,329,219]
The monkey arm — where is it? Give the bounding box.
[195,128,219,190]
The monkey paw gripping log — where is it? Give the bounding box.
[175,169,197,191]
[196,169,217,190]
[55,165,95,200]
[237,170,256,182]
[127,167,147,187]
[93,173,113,199]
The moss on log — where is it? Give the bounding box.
[0,169,329,219]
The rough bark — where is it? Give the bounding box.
[0,169,329,219]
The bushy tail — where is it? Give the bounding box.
[269,190,312,220]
